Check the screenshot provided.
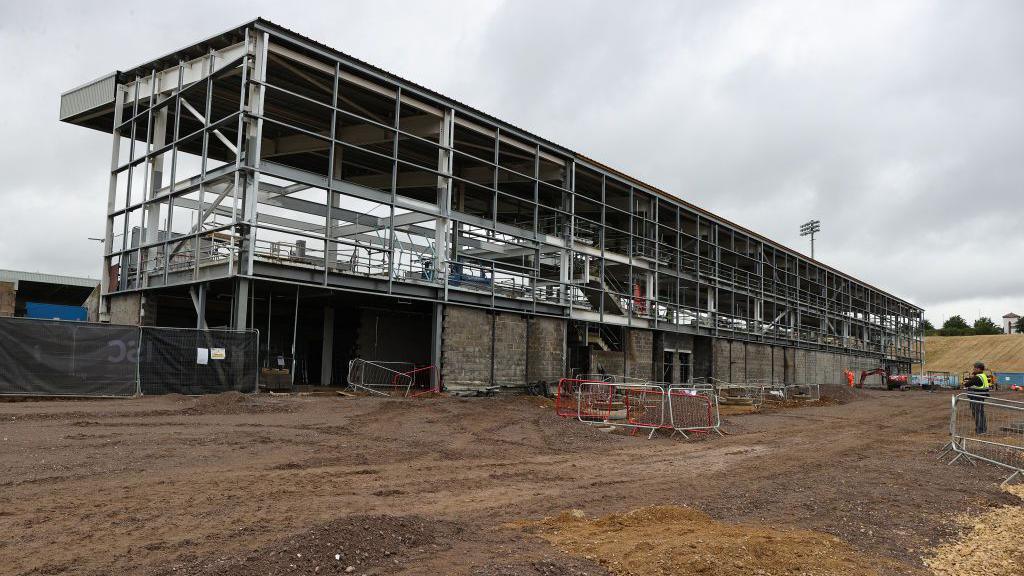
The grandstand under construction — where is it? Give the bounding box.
[58,18,923,390]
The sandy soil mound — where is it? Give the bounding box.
[521,506,907,576]
[925,484,1024,576]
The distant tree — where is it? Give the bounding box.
[922,319,937,336]
[939,315,974,336]
[944,315,970,330]
[973,317,1001,335]
[1016,317,1024,334]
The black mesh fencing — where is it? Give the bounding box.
[0,317,139,397]
[139,327,259,395]
[0,317,258,397]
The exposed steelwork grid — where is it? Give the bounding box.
[60,19,923,364]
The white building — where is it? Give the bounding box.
[1004,313,1021,334]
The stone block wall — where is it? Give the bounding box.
[729,340,747,382]
[443,305,568,390]
[494,314,527,385]
[746,343,772,382]
[590,350,625,377]
[713,339,731,381]
[442,305,492,388]
[527,316,566,385]
[772,346,785,385]
[626,328,654,380]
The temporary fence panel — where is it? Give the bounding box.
[0,317,138,397]
[556,378,600,417]
[138,327,259,395]
[623,386,667,429]
[346,359,418,396]
[947,393,1024,482]
[556,378,721,439]
[575,380,625,421]
[667,387,721,436]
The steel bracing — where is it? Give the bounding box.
[60,18,923,365]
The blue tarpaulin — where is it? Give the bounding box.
[25,302,88,321]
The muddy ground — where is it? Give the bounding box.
[0,387,1016,575]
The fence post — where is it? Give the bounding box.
[136,326,143,397]
[253,328,261,394]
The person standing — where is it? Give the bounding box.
[963,362,992,434]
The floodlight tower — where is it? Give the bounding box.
[800,220,821,259]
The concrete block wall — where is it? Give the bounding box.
[527,316,566,385]
[591,350,625,377]
[729,341,747,382]
[443,305,568,390]
[713,340,731,381]
[442,305,492,387]
[746,343,772,382]
[626,328,654,380]
[771,346,785,385]
[706,338,887,386]
[494,314,527,385]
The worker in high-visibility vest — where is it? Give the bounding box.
[963,361,992,434]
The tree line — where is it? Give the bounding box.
[923,315,1024,336]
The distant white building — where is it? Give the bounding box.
[1004,313,1021,334]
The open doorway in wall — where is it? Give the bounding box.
[678,352,692,383]
[248,281,432,388]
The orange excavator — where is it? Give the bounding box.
[857,367,907,390]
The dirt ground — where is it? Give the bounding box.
[0,387,1018,575]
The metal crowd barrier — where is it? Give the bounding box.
[942,393,1024,484]
[555,378,722,439]
[346,359,435,397]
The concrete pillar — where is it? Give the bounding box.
[192,283,208,329]
[321,305,335,386]
[233,277,250,330]
[431,302,443,390]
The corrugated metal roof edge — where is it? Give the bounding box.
[0,270,99,289]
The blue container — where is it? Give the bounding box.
[25,302,88,321]
[995,372,1024,387]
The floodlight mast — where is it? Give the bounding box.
[799,220,821,259]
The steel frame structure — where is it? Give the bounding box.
[60,18,922,366]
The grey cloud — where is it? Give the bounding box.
[1,0,1021,324]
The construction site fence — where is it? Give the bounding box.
[0,317,258,397]
[346,358,437,397]
[555,378,722,439]
[945,393,1024,483]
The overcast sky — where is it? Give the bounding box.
[1,0,1021,325]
